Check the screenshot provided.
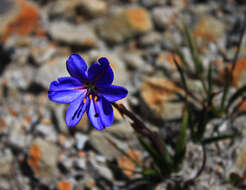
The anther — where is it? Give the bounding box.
[89,94,92,100]
[83,98,86,104]
[94,96,98,101]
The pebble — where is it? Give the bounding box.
[49,22,98,48]
[0,149,14,175]
[78,0,107,17]
[30,138,59,181]
[152,6,179,30]
[140,76,183,121]
[98,7,152,43]
[35,56,68,88]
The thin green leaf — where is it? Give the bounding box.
[137,135,170,176]
[226,84,246,112]
[174,109,188,163]
[207,62,213,104]
[230,172,243,186]
[202,133,240,145]
[183,23,203,74]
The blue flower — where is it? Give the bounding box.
[48,54,128,130]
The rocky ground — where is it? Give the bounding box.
[1,0,246,189]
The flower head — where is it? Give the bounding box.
[48,54,128,130]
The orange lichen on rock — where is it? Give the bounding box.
[28,144,41,175]
[126,8,152,32]
[1,0,40,41]
[193,16,225,43]
[57,181,72,190]
[167,53,182,66]
[141,77,180,115]
[228,58,246,87]
[117,150,141,178]
[238,100,246,111]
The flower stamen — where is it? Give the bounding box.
[94,96,98,101]
[83,97,86,104]
[89,94,93,100]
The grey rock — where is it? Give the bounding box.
[31,138,59,181]
[88,130,125,160]
[97,7,152,43]
[122,53,146,70]
[3,64,36,90]
[35,56,68,88]
[75,133,88,150]
[105,122,134,140]
[0,149,13,175]
[9,121,31,148]
[0,0,20,38]
[79,0,107,17]
[139,31,162,47]
[49,22,98,47]
[152,6,179,29]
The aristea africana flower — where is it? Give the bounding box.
[48,54,128,130]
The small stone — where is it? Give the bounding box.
[152,6,179,29]
[117,150,141,178]
[0,149,14,175]
[57,181,72,190]
[140,77,183,120]
[75,157,86,169]
[156,52,183,72]
[49,0,81,19]
[98,7,152,43]
[122,53,146,70]
[193,15,226,43]
[49,22,98,47]
[140,0,167,7]
[161,29,182,49]
[75,133,88,150]
[139,31,162,47]
[35,56,68,88]
[0,0,40,41]
[79,0,107,17]
[3,64,36,90]
[29,138,58,181]
[229,58,246,87]
[89,154,113,180]
[105,122,134,140]
[0,0,21,39]
[9,121,30,148]
[88,130,124,160]
[31,43,57,66]
[36,124,57,142]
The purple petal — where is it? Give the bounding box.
[98,85,128,102]
[66,54,88,81]
[48,77,85,104]
[87,99,105,130]
[87,97,113,130]
[88,57,114,86]
[97,97,114,127]
[65,93,88,127]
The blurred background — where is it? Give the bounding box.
[1,0,246,189]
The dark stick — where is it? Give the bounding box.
[111,102,167,161]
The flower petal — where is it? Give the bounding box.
[65,93,88,127]
[66,54,88,81]
[98,85,128,102]
[87,99,105,130]
[97,97,114,127]
[88,57,114,85]
[48,77,85,104]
